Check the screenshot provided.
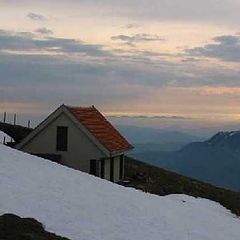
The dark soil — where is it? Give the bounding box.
[0,214,70,240]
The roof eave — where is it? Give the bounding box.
[110,146,134,156]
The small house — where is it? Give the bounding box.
[16,105,133,182]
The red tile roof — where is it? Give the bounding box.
[66,105,133,153]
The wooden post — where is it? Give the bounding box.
[3,112,6,123]
[145,165,151,193]
[13,113,17,125]
[3,136,6,145]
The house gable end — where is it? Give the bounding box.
[15,105,65,150]
[16,105,110,157]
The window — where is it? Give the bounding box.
[56,126,68,151]
[110,157,114,182]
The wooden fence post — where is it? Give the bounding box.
[13,113,17,125]
[3,112,6,123]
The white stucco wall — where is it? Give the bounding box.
[21,113,107,173]
[104,158,111,181]
[102,155,124,182]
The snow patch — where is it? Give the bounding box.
[0,144,239,240]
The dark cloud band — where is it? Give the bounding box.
[111,34,164,47]
[27,12,47,21]
[186,34,240,62]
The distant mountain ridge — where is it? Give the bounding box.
[131,130,240,192]
[207,131,240,152]
[116,125,201,143]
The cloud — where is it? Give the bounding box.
[3,0,240,27]
[111,33,164,47]
[61,0,240,26]
[122,24,139,29]
[107,115,191,120]
[0,54,161,112]
[199,86,240,95]
[185,34,240,62]
[35,27,53,35]
[0,29,111,57]
[27,12,47,21]
[1,29,240,89]
[2,28,240,116]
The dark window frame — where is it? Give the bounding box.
[56,126,68,151]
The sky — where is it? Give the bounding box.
[1,0,240,132]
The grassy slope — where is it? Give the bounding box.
[124,157,240,216]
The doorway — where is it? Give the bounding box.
[90,159,98,176]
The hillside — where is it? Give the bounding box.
[124,157,240,216]
[1,144,240,239]
[131,131,240,191]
